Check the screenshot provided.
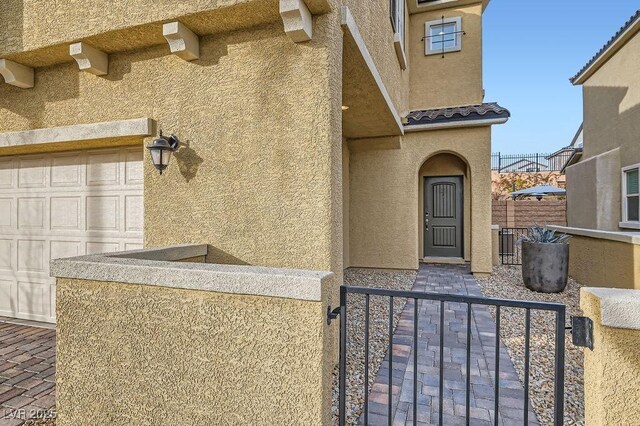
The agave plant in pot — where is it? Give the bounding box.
[519,225,571,293]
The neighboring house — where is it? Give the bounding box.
[0,0,507,323]
[558,9,640,290]
[567,10,640,231]
[547,124,583,172]
[499,158,548,173]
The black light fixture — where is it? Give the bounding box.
[147,130,180,174]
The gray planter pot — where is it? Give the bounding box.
[521,242,569,293]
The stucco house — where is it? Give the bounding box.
[0,0,507,327]
[556,9,640,289]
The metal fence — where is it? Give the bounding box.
[337,285,566,426]
[499,227,530,265]
[492,152,574,173]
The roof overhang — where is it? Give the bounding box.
[571,11,640,85]
[404,102,509,132]
[341,7,404,139]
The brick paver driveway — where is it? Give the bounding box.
[0,321,55,426]
[367,264,538,425]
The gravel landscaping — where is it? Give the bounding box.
[330,268,417,426]
[477,265,584,426]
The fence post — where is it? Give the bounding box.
[498,152,501,173]
[536,153,539,172]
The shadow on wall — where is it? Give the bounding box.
[174,140,204,182]
[582,85,640,160]
[206,245,250,265]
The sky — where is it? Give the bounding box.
[483,1,639,154]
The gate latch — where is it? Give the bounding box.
[570,316,594,350]
[327,305,341,325]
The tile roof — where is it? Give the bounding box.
[405,102,510,126]
[571,9,640,84]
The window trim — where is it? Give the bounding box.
[425,17,462,56]
[391,0,407,70]
[620,163,640,229]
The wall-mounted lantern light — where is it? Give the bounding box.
[147,130,180,175]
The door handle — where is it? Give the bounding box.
[425,215,429,231]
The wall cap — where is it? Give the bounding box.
[0,118,155,150]
[550,225,640,245]
[491,224,500,230]
[51,245,333,302]
[582,287,640,330]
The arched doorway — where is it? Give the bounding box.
[419,152,471,261]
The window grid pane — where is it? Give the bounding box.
[627,196,639,221]
[430,23,457,50]
[626,169,639,195]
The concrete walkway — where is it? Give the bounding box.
[366,264,538,426]
[0,321,56,426]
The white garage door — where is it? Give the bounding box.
[0,147,144,323]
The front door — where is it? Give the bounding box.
[424,176,463,258]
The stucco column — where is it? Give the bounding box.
[470,142,493,275]
[580,288,640,425]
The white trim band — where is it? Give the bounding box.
[404,117,508,132]
[0,118,155,149]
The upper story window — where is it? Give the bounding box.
[622,164,640,228]
[390,0,407,70]
[425,17,462,56]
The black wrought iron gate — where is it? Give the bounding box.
[335,286,566,426]
[499,227,530,265]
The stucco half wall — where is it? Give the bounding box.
[347,126,492,273]
[52,246,336,425]
[581,288,640,425]
[551,226,640,290]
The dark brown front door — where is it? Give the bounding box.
[424,176,463,258]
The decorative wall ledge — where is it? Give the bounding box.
[280,0,313,42]
[51,244,333,301]
[0,59,34,88]
[162,21,200,61]
[0,118,155,153]
[551,226,640,245]
[70,42,109,75]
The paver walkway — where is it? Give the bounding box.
[0,321,56,426]
[366,264,538,425]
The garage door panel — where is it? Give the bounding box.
[18,157,48,188]
[0,159,14,188]
[87,196,119,231]
[51,196,82,230]
[1,147,143,323]
[51,155,83,187]
[17,280,49,318]
[17,239,46,273]
[87,151,120,186]
[18,197,46,230]
[0,239,13,270]
[51,240,82,261]
[0,198,13,228]
[86,241,121,255]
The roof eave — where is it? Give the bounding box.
[404,116,508,132]
[571,15,640,85]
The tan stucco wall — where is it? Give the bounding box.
[581,30,640,165]
[581,290,640,425]
[343,0,409,115]
[348,126,492,273]
[570,29,640,232]
[56,278,332,425]
[0,21,344,280]
[408,3,484,110]
[566,148,620,231]
[567,235,640,290]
